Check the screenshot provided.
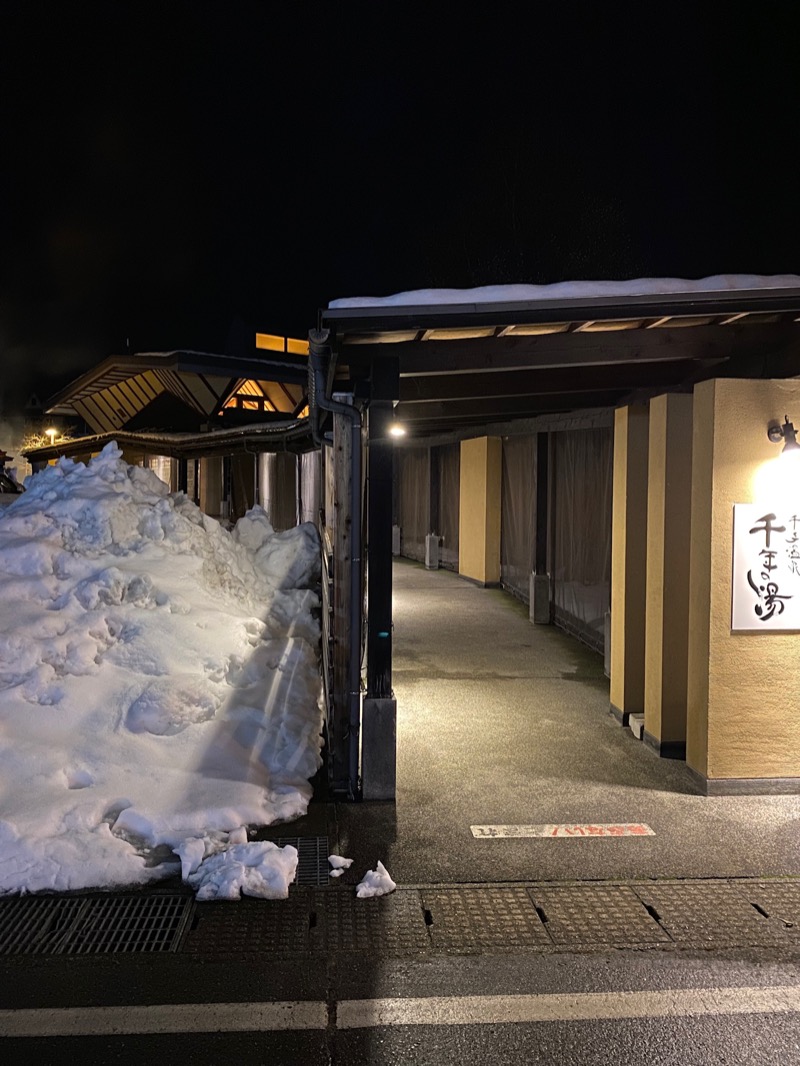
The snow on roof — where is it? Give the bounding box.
[329,274,800,309]
[0,443,324,898]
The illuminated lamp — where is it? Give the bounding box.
[767,416,800,453]
[45,428,57,445]
[389,423,406,438]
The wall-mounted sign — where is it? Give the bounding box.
[732,504,800,631]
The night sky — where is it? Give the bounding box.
[3,2,800,413]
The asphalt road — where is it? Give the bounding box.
[2,949,799,1064]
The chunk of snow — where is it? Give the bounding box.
[0,443,324,896]
[329,854,353,877]
[355,860,396,898]
[328,854,353,869]
[188,841,298,900]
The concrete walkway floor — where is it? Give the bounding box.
[334,559,800,886]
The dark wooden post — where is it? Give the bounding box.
[362,358,399,799]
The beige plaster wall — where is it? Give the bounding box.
[459,436,502,585]
[610,405,649,715]
[644,394,693,744]
[687,378,800,781]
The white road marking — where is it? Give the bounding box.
[337,986,800,1029]
[1,986,798,1037]
[471,823,655,838]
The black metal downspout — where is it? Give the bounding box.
[308,328,363,799]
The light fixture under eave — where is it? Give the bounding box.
[767,416,800,453]
[389,423,407,438]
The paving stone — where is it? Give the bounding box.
[421,887,551,951]
[739,881,800,941]
[632,882,789,947]
[528,885,671,946]
[313,888,430,954]
[183,891,314,955]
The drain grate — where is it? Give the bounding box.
[0,894,192,956]
[271,836,330,887]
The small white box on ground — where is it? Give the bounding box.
[629,712,645,740]
[425,533,440,570]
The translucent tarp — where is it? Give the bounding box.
[500,435,536,600]
[258,453,298,531]
[397,447,429,562]
[552,428,612,652]
[300,450,321,525]
[435,444,460,571]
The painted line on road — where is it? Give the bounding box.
[471,823,655,838]
[337,985,800,1028]
[2,986,798,1037]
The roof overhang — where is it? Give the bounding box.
[22,418,313,463]
[321,286,800,436]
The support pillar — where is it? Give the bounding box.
[610,405,649,724]
[362,359,398,801]
[687,378,800,793]
[458,436,502,586]
[644,394,693,757]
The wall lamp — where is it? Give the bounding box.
[767,416,800,453]
[389,422,406,438]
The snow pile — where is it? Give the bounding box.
[328,853,353,879]
[0,443,323,897]
[355,861,396,898]
[329,274,800,309]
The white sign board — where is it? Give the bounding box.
[732,504,800,631]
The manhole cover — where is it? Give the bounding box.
[0,894,192,955]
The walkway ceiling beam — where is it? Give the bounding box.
[398,360,710,403]
[395,391,627,425]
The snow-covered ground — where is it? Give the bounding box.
[0,444,324,898]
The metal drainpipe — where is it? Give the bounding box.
[308,328,363,799]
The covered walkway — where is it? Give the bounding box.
[335,560,800,884]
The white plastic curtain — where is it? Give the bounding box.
[397,447,429,562]
[299,450,320,525]
[552,428,612,651]
[500,435,536,600]
[436,443,460,570]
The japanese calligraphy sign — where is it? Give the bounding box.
[732,504,800,630]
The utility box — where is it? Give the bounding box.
[425,533,440,570]
[392,525,401,557]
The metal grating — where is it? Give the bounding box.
[422,887,551,951]
[0,894,192,955]
[529,885,670,946]
[271,836,330,887]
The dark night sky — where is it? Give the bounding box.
[3,1,800,412]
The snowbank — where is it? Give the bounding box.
[0,444,324,897]
[329,274,800,309]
